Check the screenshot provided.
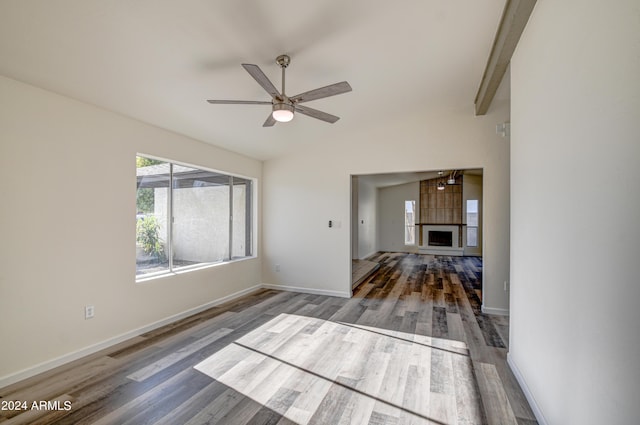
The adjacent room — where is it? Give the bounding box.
[1,1,638,424]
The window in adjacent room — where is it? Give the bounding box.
[466,199,478,247]
[404,200,416,245]
[136,155,253,278]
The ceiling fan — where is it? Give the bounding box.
[207,54,352,127]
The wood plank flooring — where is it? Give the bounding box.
[351,259,380,290]
[0,253,537,424]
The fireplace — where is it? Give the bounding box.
[428,230,453,247]
[419,225,464,256]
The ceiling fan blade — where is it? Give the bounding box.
[241,64,281,99]
[207,100,272,105]
[263,113,277,127]
[290,81,352,103]
[294,104,340,124]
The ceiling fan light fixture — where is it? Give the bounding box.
[272,103,294,122]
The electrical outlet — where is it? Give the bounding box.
[85,305,95,319]
[275,264,280,272]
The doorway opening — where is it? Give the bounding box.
[350,169,483,296]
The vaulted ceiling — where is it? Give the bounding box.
[0,0,507,160]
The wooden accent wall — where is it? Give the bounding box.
[419,176,463,224]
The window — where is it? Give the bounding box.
[466,199,478,247]
[404,200,416,245]
[136,156,253,277]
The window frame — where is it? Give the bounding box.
[404,199,416,246]
[466,199,479,247]
[136,154,256,281]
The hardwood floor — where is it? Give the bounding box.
[0,253,537,424]
[351,259,379,289]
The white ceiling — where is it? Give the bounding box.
[0,0,506,161]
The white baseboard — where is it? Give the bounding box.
[481,305,510,316]
[507,352,548,425]
[360,251,378,260]
[0,284,263,389]
[261,283,351,299]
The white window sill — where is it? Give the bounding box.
[136,256,257,284]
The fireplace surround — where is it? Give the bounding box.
[419,224,464,256]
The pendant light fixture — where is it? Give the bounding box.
[447,170,457,185]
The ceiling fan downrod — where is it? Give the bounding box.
[276,54,290,98]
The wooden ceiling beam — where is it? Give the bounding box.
[474,0,537,115]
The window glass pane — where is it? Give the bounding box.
[467,227,478,247]
[232,177,252,259]
[467,199,478,227]
[136,157,170,275]
[136,155,255,279]
[172,165,230,267]
[404,200,416,245]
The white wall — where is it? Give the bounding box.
[262,101,511,307]
[357,178,378,259]
[0,76,262,384]
[378,182,420,253]
[509,1,640,424]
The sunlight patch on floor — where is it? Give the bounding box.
[194,313,483,425]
